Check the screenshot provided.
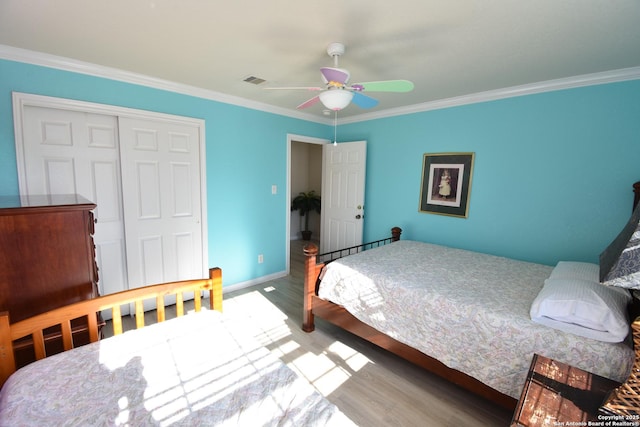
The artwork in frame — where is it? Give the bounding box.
[419,152,475,218]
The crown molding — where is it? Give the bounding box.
[0,44,331,125]
[2,44,638,126]
[342,66,640,124]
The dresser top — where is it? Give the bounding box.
[0,194,96,210]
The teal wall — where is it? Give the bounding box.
[1,58,639,287]
[0,59,329,286]
[341,80,640,265]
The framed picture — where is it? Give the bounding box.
[419,152,475,218]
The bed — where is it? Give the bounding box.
[0,268,354,426]
[303,187,640,410]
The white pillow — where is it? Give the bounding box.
[530,262,631,343]
[549,261,600,281]
[549,261,631,298]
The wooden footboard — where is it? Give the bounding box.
[302,227,402,332]
[302,230,517,410]
[0,267,222,387]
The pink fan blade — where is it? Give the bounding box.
[352,80,414,92]
[352,92,379,109]
[321,67,350,85]
[297,96,320,109]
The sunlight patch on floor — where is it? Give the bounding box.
[269,338,301,359]
[327,341,371,372]
[253,323,293,348]
[224,288,372,397]
[290,351,352,396]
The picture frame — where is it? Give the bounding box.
[419,152,475,218]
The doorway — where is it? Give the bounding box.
[286,135,368,274]
[286,134,329,274]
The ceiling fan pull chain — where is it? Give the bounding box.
[333,111,338,145]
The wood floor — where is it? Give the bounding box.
[108,240,514,426]
[223,240,513,426]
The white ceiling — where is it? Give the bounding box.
[1,1,639,120]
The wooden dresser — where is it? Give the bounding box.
[0,194,100,366]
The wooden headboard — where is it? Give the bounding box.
[0,267,222,387]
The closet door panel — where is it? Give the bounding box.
[44,158,76,194]
[119,116,204,293]
[19,106,128,303]
[16,95,207,315]
[135,161,161,219]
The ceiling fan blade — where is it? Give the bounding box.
[321,67,350,85]
[297,96,321,109]
[265,86,323,91]
[352,80,414,93]
[352,92,379,109]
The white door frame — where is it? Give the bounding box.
[12,92,209,281]
[286,133,330,274]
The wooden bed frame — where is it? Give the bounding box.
[302,229,518,410]
[303,183,640,411]
[0,267,222,388]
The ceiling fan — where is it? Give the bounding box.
[267,42,414,111]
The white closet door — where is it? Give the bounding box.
[16,94,207,314]
[118,116,204,291]
[20,106,129,299]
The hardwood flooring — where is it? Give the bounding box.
[223,240,513,426]
[107,240,514,426]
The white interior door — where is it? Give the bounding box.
[321,140,367,253]
[19,106,129,300]
[118,116,204,291]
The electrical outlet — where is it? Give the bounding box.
[258,254,264,264]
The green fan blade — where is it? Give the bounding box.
[355,80,414,93]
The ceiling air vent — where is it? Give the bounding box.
[243,76,266,85]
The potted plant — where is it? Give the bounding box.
[291,190,321,240]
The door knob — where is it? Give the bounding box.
[355,214,362,219]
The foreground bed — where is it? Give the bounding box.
[303,222,637,409]
[0,268,353,426]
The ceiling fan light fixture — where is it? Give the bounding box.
[267,42,413,114]
[319,90,353,111]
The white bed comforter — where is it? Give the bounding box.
[0,310,354,427]
[318,240,634,399]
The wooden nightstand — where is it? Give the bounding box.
[511,354,621,426]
